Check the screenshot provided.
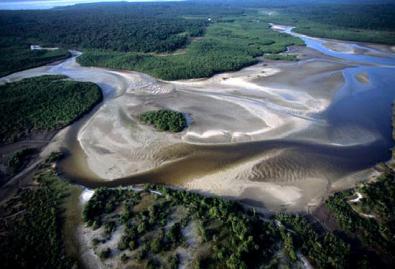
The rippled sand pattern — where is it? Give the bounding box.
[2,26,395,212]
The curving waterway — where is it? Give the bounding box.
[1,25,395,211]
[276,24,395,156]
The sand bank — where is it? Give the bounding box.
[355,72,369,84]
[3,25,393,212]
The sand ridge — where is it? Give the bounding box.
[2,26,394,212]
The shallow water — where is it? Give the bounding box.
[60,29,395,191]
[2,27,394,210]
[78,27,395,189]
[286,27,395,165]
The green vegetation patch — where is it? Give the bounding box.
[262,4,395,45]
[264,53,298,61]
[140,110,187,132]
[83,184,377,268]
[7,148,38,174]
[0,75,102,144]
[0,48,70,78]
[0,2,245,76]
[0,4,213,54]
[83,186,279,268]
[78,17,303,80]
[0,154,76,269]
[325,172,395,264]
[276,214,351,268]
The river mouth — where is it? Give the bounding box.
[2,26,394,212]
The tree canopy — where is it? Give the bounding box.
[140,110,187,133]
[0,75,102,143]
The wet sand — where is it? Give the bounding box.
[1,27,394,212]
[72,53,345,181]
[61,56,348,211]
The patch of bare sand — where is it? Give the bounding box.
[77,54,345,182]
[355,72,369,84]
[77,225,105,269]
[182,150,329,212]
[1,46,363,213]
[323,40,356,54]
[331,168,380,192]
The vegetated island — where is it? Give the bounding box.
[140,110,187,133]
[0,75,102,186]
[0,75,102,144]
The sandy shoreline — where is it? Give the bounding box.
[2,25,394,213]
[75,56,340,181]
[0,41,358,212]
[56,43,351,212]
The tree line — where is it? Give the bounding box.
[0,75,102,144]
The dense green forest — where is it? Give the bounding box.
[264,4,395,44]
[0,2,225,78]
[276,213,352,268]
[140,110,187,132]
[78,17,302,80]
[0,48,70,78]
[0,2,301,79]
[325,172,395,266]
[0,75,102,144]
[1,2,394,78]
[0,3,214,53]
[0,154,75,269]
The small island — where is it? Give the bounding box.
[0,75,102,144]
[140,109,187,133]
[0,75,102,185]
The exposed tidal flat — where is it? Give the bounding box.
[1,26,395,212]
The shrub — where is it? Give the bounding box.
[140,110,187,132]
[99,248,111,260]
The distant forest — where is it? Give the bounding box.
[0,3,242,53]
[261,3,395,44]
[285,4,395,31]
[0,1,394,79]
[0,2,242,78]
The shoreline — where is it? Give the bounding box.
[74,57,338,181]
[1,27,394,213]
